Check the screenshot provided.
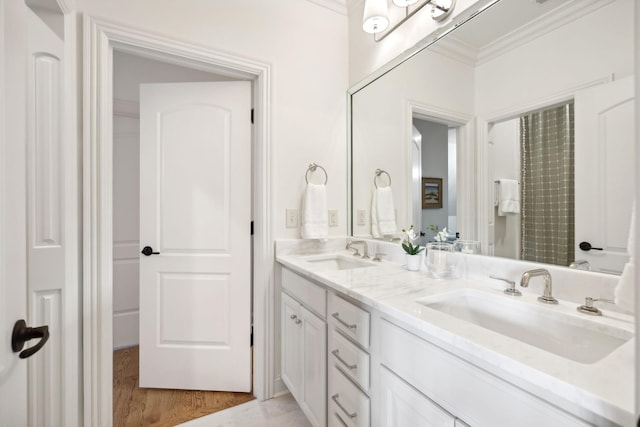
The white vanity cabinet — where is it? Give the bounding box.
[281,268,327,427]
[379,319,593,427]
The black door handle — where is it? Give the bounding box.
[141,246,160,256]
[11,319,49,359]
[579,241,603,251]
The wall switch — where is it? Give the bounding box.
[357,210,367,226]
[328,210,338,227]
[286,209,298,228]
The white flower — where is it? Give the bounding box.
[434,227,449,242]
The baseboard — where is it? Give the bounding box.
[272,376,289,398]
[113,311,139,350]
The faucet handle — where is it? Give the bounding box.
[372,252,386,262]
[490,275,521,296]
[577,297,615,316]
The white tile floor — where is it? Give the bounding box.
[177,394,311,427]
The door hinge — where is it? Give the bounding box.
[251,221,254,235]
[250,326,254,347]
[251,108,254,124]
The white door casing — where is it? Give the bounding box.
[84,15,272,425]
[574,77,635,274]
[139,81,252,391]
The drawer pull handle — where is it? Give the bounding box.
[334,412,349,427]
[331,393,357,419]
[331,349,357,370]
[332,312,357,330]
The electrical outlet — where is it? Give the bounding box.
[286,209,298,228]
[328,210,338,227]
[357,209,366,226]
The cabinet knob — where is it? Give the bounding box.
[295,319,302,324]
[290,314,297,320]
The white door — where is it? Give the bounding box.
[1,1,71,424]
[0,2,29,423]
[139,81,252,391]
[574,77,635,274]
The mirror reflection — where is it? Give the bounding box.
[350,0,634,274]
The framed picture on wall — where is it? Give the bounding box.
[422,177,443,209]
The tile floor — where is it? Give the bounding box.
[177,394,311,427]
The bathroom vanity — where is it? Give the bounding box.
[276,239,634,427]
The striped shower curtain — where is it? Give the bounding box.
[520,102,575,266]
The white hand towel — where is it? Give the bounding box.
[371,187,397,237]
[497,179,520,216]
[300,183,328,239]
[614,262,635,313]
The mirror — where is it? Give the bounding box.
[350,0,634,274]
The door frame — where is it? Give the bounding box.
[82,16,274,426]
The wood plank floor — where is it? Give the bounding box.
[113,346,254,427]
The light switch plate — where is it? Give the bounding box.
[357,210,366,226]
[328,210,338,227]
[286,209,298,228]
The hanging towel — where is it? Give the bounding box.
[497,179,520,216]
[371,187,397,238]
[300,183,328,239]
[614,262,635,313]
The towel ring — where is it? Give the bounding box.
[374,169,391,189]
[305,163,328,185]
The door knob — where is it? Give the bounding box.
[141,246,160,256]
[579,241,603,251]
[11,319,49,359]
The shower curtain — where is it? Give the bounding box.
[520,102,575,266]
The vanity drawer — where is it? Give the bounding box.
[329,329,370,391]
[329,366,370,427]
[328,293,370,349]
[282,267,326,319]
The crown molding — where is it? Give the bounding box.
[306,0,348,15]
[476,0,615,65]
[429,35,479,66]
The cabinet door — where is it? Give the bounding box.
[300,305,327,427]
[380,366,455,427]
[281,293,301,397]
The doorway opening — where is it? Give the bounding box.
[111,50,254,425]
[83,17,274,426]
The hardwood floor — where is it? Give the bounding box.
[113,346,254,427]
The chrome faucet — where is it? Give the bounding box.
[569,260,590,270]
[346,240,369,258]
[520,269,558,304]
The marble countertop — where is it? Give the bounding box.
[276,242,635,427]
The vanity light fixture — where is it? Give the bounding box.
[362,0,390,34]
[362,0,456,42]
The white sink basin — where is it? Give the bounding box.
[416,289,632,364]
[304,254,373,271]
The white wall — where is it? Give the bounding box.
[490,118,520,259]
[77,0,349,243]
[475,0,634,117]
[351,49,474,237]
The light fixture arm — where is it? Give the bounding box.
[373,0,456,43]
